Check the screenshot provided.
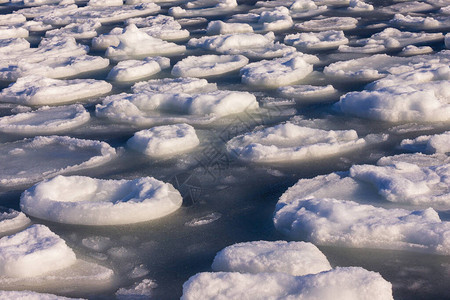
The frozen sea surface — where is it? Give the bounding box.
[0,0,450,299]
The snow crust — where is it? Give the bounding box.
[20,175,183,225]
[172,54,249,78]
[127,123,200,156]
[211,241,331,275]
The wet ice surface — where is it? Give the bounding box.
[0,0,450,299]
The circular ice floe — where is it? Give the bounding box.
[105,24,186,61]
[45,20,102,40]
[0,76,112,106]
[0,291,84,300]
[132,77,217,94]
[0,136,116,188]
[400,45,433,56]
[0,225,114,291]
[107,57,170,82]
[294,17,358,31]
[206,20,254,35]
[0,208,31,235]
[126,15,189,41]
[323,51,450,82]
[0,104,90,135]
[240,53,315,88]
[172,55,249,78]
[211,241,331,276]
[278,84,338,102]
[274,195,450,255]
[0,38,30,54]
[181,267,393,300]
[0,26,28,39]
[227,122,374,163]
[20,175,183,225]
[335,81,450,123]
[0,224,76,278]
[96,89,258,126]
[284,30,348,51]
[338,28,443,54]
[127,124,200,157]
[390,14,450,30]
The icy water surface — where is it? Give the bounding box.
[0,0,450,299]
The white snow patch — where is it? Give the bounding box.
[116,279,157,299]
[0,290,84,300]
[206,21,254,35]
[278,84,338,102]
[400,131,450,154]
[45,20,102,40]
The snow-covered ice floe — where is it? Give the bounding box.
[380,1,435,15]
[274,151,450,252]
[206,20,253,35]
[227,121,386,163]
[131,77,217,94]
[45,20,102,40]
[0,208,31,235]
[0,37,109,81]
[125,14,190,41]
[0,225,114,291]
[0,104,90,135]
[400,131,450,154]
[211,240,331,275]
[0,26,28,39]
[39,3,161,25]
[390,13,450,30]
[96,80,258,126]
[334,60,450,123]
[324,50,450,82]
[105,24,186,61]
[278,84,338,103]
[20,175,183,225]
[284,30,348,51]
[400,45,433,56]
[127,124,200,157]
[182,267,393,300]
[187,31,296,59]
[0,76,112,106]
[294,16,358,31]
[107,57,170,82]
[289,0,328,19]
[115,279,157,300]
[0,136,116,188]
[0,290,84,300]
[338,28,443,54]
[240,52,317,88]
[169,0,238,18]
[172,54,249,78]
